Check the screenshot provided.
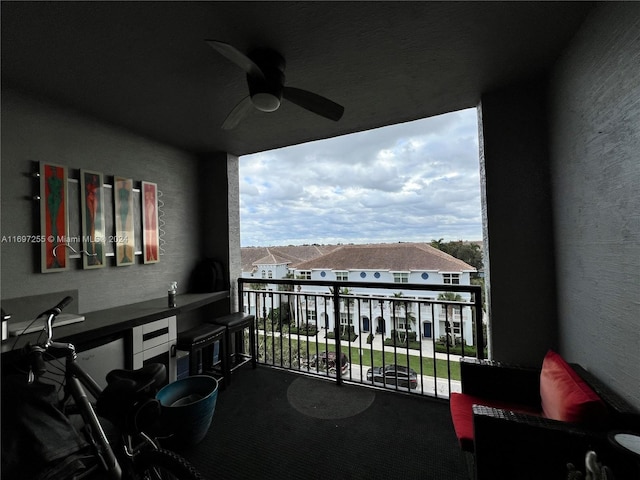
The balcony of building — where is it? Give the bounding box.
[182,365,471,480]
[239,278,485,400]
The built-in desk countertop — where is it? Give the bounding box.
[1,291,229,355]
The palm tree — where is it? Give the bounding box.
[279,272,297,328]
[328,287,354,338]
[438,292,463,345]
[391,292,415,344]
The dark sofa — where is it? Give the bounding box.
[449,350,639,479]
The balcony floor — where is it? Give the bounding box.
[180,366,469,480]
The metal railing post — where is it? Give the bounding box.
[239,277,484,395]
[332,285,342,386]
[473,286,485,360]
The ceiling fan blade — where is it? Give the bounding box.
[222,96,254,130]
[205,40,264,79]
[283,87,344,121]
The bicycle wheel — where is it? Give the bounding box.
[133,448,204,480]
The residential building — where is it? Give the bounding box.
[242,243,477,344]
[240,245,339,282]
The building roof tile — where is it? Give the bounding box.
[293,243,475,272]
[241,245,340,272]
[242,242,475,273]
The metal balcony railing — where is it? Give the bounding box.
[238,278,485,398]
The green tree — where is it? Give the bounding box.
[430,239,483,271]
[438,291,463,303]
[278,272,295,291]
[267,305,293,330]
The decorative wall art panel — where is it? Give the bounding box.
[80,169,106,269]
[40,162,69,272]
[142,181,159,264]
[114,177,135,266]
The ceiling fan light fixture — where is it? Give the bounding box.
[207,40,344,128]
[251,92,281,112]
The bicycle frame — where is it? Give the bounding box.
[51,340,123,479]
[12,301,201,480]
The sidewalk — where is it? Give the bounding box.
[319,328,462,397]
[344,360,462,398]
[311,327,463,361]
[259,327,464,361]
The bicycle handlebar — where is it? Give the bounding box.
[38,295,74,319]
[22,296,74,382]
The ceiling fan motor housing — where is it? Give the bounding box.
[247,49,286,112]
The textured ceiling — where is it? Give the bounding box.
[1,2,594,156]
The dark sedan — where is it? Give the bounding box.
[366,364,418,389]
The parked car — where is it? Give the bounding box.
[366,364,418,389]
[309,351,350,376]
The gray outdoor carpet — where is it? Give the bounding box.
[178,367,469,480]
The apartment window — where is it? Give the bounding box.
[397,318,412,330]
[440,309,461,321]
[306,310,317,322]
[443,273,460,285]
[261,270,266,279]
[336,271,349,281]
[267,270,273,279]
[298,270,311,280]
[340,312,354,324]
[393,272,409,283]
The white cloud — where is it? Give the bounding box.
[240,108,481,246]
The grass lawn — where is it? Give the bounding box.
[257,333,461,381]
[346,345,461,381]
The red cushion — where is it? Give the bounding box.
[539,350,607,424]
[450,392,541,451]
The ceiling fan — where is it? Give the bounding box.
[206,40,345,129]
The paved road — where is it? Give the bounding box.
[267,328,464,398]
[343,361,462,398]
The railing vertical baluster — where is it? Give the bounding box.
[270,292,275,367]
[280,292,286,368]
[379,299,385,385]
[404,301,408,391]
[366,299,372,385]
[239,278,482,399]
[473,287,484,360]
[312,295,317,371]
[355,298,360,383]
[289,291,293,368]
[459,304,465,358]
[322,294,329,375]
[417,299,423,395]
[332,284,342,386]
[445,304,452,395]
[430,302,438,398]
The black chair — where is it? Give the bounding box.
[206,313,256,385]
[176,323,227,385]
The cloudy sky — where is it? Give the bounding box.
[239,108,482,247]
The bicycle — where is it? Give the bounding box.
[1,296,205,480]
